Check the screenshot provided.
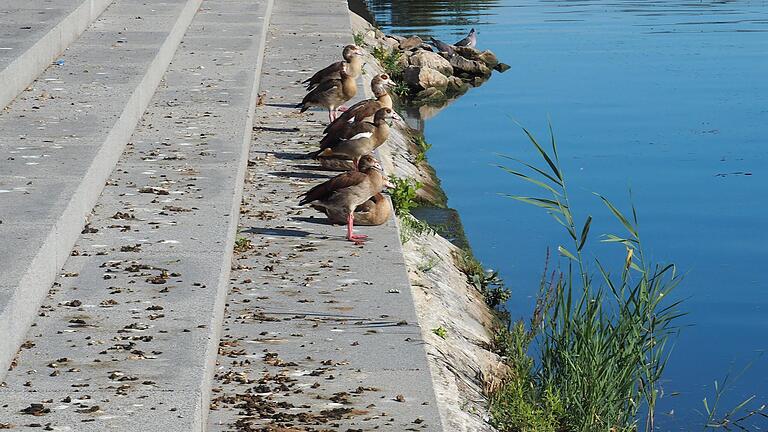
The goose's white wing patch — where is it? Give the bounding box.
[346,132,373,141]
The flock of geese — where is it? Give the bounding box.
[296,29,477,244]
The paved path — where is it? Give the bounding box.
[0,0,270,429]
[205,1,443,431]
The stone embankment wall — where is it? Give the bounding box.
[351,12,508,432]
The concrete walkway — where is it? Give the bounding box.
[0,0,445,430]
[206,1,443,431]
[0,0,270,429]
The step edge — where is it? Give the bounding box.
[192,0,276,429]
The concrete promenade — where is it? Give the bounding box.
[206,1,442,430]
[0,0,445,430]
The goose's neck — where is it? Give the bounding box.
[347,56,363,78]
[376,93,393,110]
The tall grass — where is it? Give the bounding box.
[491,125,685,431]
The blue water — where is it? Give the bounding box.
[366,0,768,429]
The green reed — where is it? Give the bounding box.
[490,125,685,432]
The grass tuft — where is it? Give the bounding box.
[455,251,510,309]
[489,125,685,432]
[233,237,252,253]
[398,213,433,244]
[353,32,366,47]
[431,326,448,339]
[413,135,432,164]
[388,175,421,215]
[372,46,403,79]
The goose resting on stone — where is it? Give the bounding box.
[313,107,393,170]
[297,62,357,122]
[321,73,395,143]
[454,28,477,48]
[429,37,455,57]
[299,155,391,243]
[303,44,365,91]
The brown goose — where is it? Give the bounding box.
[299,155,390,243]
[322,73,395,140]
[297,63,357,122]
[303,45,364,91]
[313,193,391,226]
[319,75,394,149]
[314,107,393,169]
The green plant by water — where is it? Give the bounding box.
[371,47,410,97]
[413,135,432,164]
[372,46,402,78]
[489,125,686,432]
[389,175,421,215]
[455,250,510,310]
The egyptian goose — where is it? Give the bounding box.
[299,155,390,243]
[321,74,395,144]
[297,63,358,122]
[429,37,455,57]
[303,45,364,91]
[313,193,391,226]
[314,107,393,169]
[455,28,477,48]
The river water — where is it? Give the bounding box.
[364,0,768,429]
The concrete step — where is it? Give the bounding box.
[205,0,444,431]
[0,0,113,110]
[0,0,203,377]
[0,0,272,430]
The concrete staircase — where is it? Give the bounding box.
[0,0,444,430]
[0,0,269,428]
[0,0,113,109]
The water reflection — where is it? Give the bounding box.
[365,0,768,36]
[364,0,503,35]
[362,0,768,430]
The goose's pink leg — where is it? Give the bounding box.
[346,213,367,243]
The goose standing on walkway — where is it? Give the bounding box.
[321,73,395,144]
[299,155,391,243]
[303,44,365,91]
[314,107,393,169]
[313,192,391,226]
[455,28,477,48]
[297,62,357,122]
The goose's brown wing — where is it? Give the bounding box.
[299,171,368,205]
[320,120,374,150]
[303,61,343,89]
[301,78,342,109]
[323,99,377,133]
